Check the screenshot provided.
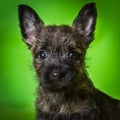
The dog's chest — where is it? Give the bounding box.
[36,91,99,120]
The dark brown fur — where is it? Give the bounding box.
[18,3,120,120]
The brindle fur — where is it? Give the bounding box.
[18,3,120,120]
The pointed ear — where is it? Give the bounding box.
[18,4,44,48]
[72,3,97,45]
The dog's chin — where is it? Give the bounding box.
[42,82,72,93]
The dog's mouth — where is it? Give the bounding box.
[40,65,77,92]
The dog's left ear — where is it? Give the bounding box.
[72,3,97,46]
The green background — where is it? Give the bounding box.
[0,0,120,119]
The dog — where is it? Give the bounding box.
[18,3,120,120]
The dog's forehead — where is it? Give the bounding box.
[39,25,76,46]
[44,26,72,42]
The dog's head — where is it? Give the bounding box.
[18,3,97,92]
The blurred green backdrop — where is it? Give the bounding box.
[0,0,120,120]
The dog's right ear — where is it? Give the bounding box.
[18,5,44,48]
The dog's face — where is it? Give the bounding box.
[18,3,97,92]
[33,25,86,92]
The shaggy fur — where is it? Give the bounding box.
[18,3,120,120]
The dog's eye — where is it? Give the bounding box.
[39,51,46,59]
[68,51,80,60]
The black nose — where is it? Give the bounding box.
[51,70,60,80]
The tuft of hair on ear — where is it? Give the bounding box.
[18,4,44,48]
[72,3,97,46]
